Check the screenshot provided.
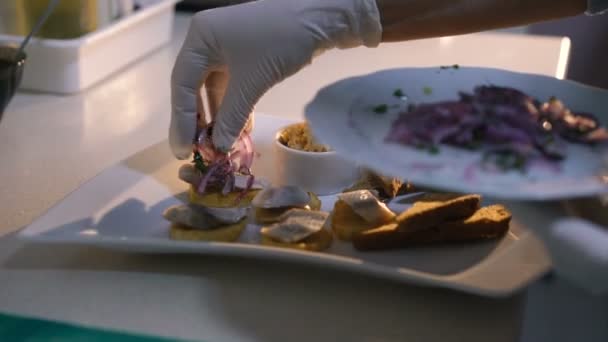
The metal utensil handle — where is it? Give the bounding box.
[15,0,60,61]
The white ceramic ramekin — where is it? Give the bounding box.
[274,124,360,196]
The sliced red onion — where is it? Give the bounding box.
[485,124,533,145]
[386,85,606,172]
[192,122,256,202]
[197,161,221,193]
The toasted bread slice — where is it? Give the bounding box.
[395,193,481,233]
[260,228,333,252]
[254,192,321,224]
[353,205,511,251]
[189,186,260,208]
[169,219,248,242]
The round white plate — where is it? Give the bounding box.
[305,67,608,200]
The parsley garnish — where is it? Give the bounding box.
[483,151,527,172]
[192,151,208,173]
[423,86,433,95]
[393,89,405,98]
[414,143,440,155]
[373,104,388,114]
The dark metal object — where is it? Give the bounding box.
[0,46,26,121]
[176,0,253,12]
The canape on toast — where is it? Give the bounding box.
[260,208,333,251]
[163,124,259,242]
[164,162,259,242]
[252,185,322,224]
[331,190,395,241]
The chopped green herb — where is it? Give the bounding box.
[423,86,433,95]
[393,89,405,98]
[514,157,526,171]
[373,104,388,114]
[484,151,527,172]
[413,143,440,155]
[440,64,460,70]
[192,151,208,173]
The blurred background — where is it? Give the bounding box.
[0,0,606,89]
[0,1,138,39]
[177,0,608,90]
[528,15,608,90]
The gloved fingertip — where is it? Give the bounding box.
[169,109,198,160]
[211,125,236,153]
[169,141,193,160]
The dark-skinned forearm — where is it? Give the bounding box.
[377,0,587,42]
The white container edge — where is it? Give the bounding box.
[0,0,180,94]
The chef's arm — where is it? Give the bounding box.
[171,0,593,156]
[378,0,587,41]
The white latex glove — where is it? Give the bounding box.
[170,0,382,158]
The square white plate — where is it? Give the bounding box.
[18,114,552,297]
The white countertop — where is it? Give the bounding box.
[1,12,606,342]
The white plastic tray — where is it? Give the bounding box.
[0,0,179,94]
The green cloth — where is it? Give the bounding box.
[0,312,195,342]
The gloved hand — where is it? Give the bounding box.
[170,0,383,159]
